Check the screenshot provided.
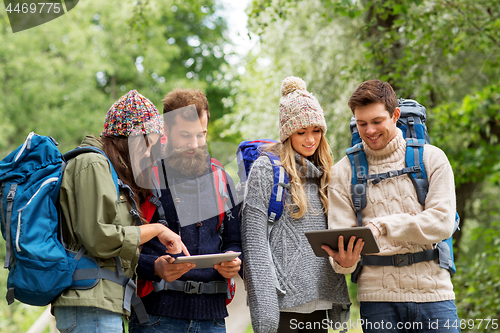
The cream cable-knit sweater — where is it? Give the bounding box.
[328,130,456,302]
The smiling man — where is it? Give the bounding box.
[325,80,460,332]
[129,88,242,333]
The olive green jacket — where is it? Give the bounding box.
[52,136,141,315]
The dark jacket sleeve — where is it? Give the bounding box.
[136,244,162,282]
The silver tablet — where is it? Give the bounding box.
[305,227,380,257]
[173,252,241,269]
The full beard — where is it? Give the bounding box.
[163,144,210,177]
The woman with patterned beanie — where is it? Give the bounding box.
[52,90,188,333]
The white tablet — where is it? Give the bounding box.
[173,252,241,269]
[305,227,380,257]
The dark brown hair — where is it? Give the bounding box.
[348,80,398,117]
[101,136,150,219]
[162,88,209,124]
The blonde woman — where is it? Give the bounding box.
[241,77,351,333]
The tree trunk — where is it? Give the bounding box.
[364,0,404,91]
[454,181,479,261]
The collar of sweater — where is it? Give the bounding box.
[363,129,406,165]
[294,152,323,179]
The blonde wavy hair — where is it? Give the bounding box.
[264,132,333,219]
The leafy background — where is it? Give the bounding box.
[1,0,500,332]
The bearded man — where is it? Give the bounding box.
[129,89,242,333]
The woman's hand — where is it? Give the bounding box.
[139,224,189,256]
[157,225,190,256]
[322,235,364,268]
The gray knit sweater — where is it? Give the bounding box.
[241,154,351,333]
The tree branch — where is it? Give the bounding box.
[444,0,500,49]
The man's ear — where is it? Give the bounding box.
[393,107,401,123]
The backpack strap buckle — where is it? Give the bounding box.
[356,171,365,181]
[277,182,290,189]
[392,253,413,267]
[268,212,277,223]
[7,185,17,201]
[388,170,398,178]
[184,281,203,294]
[149,195,161,207]
[130,209,140,219]
[409,165,421,173]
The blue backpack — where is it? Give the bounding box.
[0,132,148,323]
[236,139,290,292]
[347,99,460,283]
[237,139,290,224]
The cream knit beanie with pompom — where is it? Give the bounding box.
[278,76,327,142]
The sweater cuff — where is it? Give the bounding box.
[329,256,357,274]
[119,226,141,262]
[137,253,160,281]
[253,324,278,333]
[371,220,386,236]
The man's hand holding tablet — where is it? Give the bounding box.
[305,225,380,268]
[321,235,365,268]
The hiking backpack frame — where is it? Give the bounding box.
[347,99,460,283]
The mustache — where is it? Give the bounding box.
[171,146,204,154]
[163,144,209,176]
[162,144,208,158]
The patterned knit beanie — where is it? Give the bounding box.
[101,90,163,137]
[278,76,327,142]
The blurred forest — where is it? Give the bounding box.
[0,0,499,332]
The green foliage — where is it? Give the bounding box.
[429,82,500,186]
[296,0,500,108]
[0,1,236,330]
[453,183,500,331]
[0,0,236,156]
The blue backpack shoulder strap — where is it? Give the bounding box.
[63,146,120,202]
[260,153,288,294]
[265,153,289,223]
[404,138,458,275]
[404,138,428,205]
[346,143,368,227]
